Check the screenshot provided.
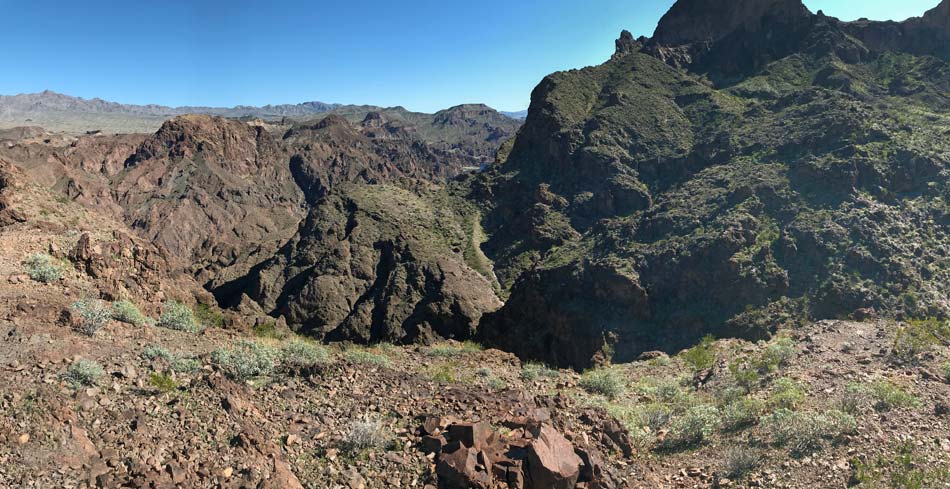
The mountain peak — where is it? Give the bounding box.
[653,0,810,45]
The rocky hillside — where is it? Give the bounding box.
[215,184,501,344]
[0,104,516,344]
[474,0,950,369]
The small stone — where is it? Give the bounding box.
[17,434,29,444]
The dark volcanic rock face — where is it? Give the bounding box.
[842,0,950,62]
[217,184,501,343]
[474,0,950,369]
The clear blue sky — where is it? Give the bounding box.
[0,0,940,112]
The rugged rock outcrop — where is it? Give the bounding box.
[216,184,501,343]
[0,159,27,226]
[421,410,616,489]
[842,0,950,62]
[113,115,307,281]
[474,0,950,368]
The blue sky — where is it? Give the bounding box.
[0,0,940,112]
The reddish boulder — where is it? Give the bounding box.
[524,424,582,489]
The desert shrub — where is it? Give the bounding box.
[754,337,797,373]
[768,378,807,410]
[25,253,63,283]
[170,357,201,374]
[141,344,172,361]
[194,304,225,330]
[211,341,279,380]
[426,341,483,358]
[488,377,508,390]
[520,362,559,381]
[638,377,692,406]
[721,397,764,432]
[658,405,720,450]
[868,381,920,412]
[62,359,104,388]
[345,349,392,368]
[839,383,870,414]
[475,367,492,378]
[636,403,674,432]
[765,409,855,455]
[715,386,749,406]
[71,298,112,336]
[252,321,284,339]
[157,301,201,333]
[892,318,950,363]
[729,360,761,393]
[112,300,146,326]
[681,335,716,372]
[942,362,950,381]
[580,368,626,399]
[724,446,764,478]
[281,340,330,371]
[342,417,392,453]
[148,373,178,393]
[851,441,950,488]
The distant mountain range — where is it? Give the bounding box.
[0,90,528,133]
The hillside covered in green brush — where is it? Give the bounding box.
[470,0,950,369]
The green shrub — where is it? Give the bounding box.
[211,341,279,380]
[170,357,201,374]
[141,344,172,361]
[342,417,392,453]
[252,321,284,339]
[475,367,492,377]
[425,341,483,358]
[851,442,950,488]
[721,397,763,432]
[769,378,807,410]
[62,359,104,388]
[729,360,761,392]
[754,337,797,373]
[487,377,508,390]
[868,381,920,411]
[25,253,63,283]
[194,304,225,330]
[635,403,673,432]
[638,377,690,405]
[942,362,950,381]
[724,446,764,478]
[148,372,178,393]
[345,349,392,368]
[681,335,716,372]
[579,368,626,399]
[658,405,720,450]
[520,362,559,381]
[765,409,855,455]
[157,301,201,333]
[281,340,330,370]
[839,383,869,414]
[71,298,112,336]
[112,300,146,326]
[892,318,950,363]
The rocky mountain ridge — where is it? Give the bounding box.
[473,0,950,368]
[0,90,527,134]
